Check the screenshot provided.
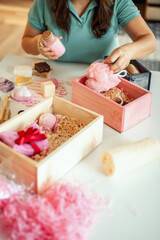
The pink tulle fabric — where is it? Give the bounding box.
[0,176,104,240]
[85,62,121,92]
[0,176,24,212]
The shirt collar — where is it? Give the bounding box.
[68,0,97,22]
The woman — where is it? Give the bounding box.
[22,0,156,73]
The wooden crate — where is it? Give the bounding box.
[72,76,152,133]
[0,96,103,194]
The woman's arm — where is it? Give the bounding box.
[104,16,156,73]
[22,23,42,55]
[22,23,58,60]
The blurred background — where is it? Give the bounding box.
[0,0,159,70]
[118,0,160,71]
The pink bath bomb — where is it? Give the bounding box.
[38,113,57,131]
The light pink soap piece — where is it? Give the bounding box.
[44,78,58,89]
[38,112,57,131]
[85,62,121,92]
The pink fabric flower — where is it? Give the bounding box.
[85,62,121,92]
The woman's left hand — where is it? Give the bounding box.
[104,43,133,73]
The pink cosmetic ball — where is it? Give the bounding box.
[38,112,57,131]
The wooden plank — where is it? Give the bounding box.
[145,6,160,21]
[147,0,160,4]
[118,78,149,99]
[53,95,100,124]
[0,142,37,170]
[123,92,152,131]
[0,142,37,192]
[0,156,37,192]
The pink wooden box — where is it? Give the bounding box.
[72,75,152,133]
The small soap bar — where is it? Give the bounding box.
[44,78,58,89]
[15,76,32,86]
[35,62,50,73]
[0,77,15,92]
[0,107,5,124]
[41,81,55,97]
[14,65,32,77]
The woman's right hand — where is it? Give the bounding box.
[37,37,58,60]
[37,35,63,60]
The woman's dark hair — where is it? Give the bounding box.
[51,0,114,38]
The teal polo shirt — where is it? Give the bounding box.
[28,0,140,63]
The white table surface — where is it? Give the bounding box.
[0,54,160,240]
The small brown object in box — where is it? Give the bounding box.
[32,60,52,78]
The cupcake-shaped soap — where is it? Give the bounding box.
[12,86,32,102]
[38,112,57,131]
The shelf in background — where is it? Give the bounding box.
[0,0,33,25]
[145,0,160,21]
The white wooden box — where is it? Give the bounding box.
[0,96,103,194]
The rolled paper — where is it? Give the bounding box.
[126,64,140,75]
[3,96,9,108]
[0,107,5,124]
[3,108,11,122]
[102,138,160,176]
[0,96,10,124]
